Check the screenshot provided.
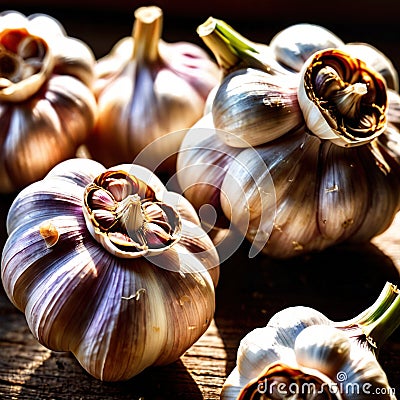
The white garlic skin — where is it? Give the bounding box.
[1,158,219,381]
[212,68,303,148]
[295,325,396,400]
[342,42,399,92]
[269,23,345,72]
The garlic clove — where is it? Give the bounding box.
[377,123,400,164]
[177,113,241,225]
[294,325,351,379]
[212,68,303,147]
[339,344,396,400]
[220,367,248,400]
[46,157,105,186]
[316,141,370,241]
[269,22,345,72]
[219,142,276,256]
[348,140,400,243]
[236,326,296,381]
[266,306,332,348]
[298,48,388,147]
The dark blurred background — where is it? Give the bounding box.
[2,0,400,74]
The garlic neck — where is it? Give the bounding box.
[362,292,400,351]
[132,6,162,64]
[197,17,287,76]
[197,17,242,74]
[335,282,400,353]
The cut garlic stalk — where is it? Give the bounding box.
[197,17,291,77]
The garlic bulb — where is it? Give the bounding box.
[222,282,399,399]
[0,10,97,193]
[87,6,221,174]
[176,21,400,258]
[1,158,219,381]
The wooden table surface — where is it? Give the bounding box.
[1,3,400,398]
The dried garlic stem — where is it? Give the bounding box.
[197,17,284,75]
[363,293,400,351]
[340,282,399,327]
[132,5,162,63]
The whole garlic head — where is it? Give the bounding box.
[1,158,219,381]
[176,20,400,258]
[87,6,221,174]
[0,10,97,193]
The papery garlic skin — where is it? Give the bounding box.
[212,68,303,147]
[87,6,221,173]
[342,43,399,92]
[0,10,97,193]
[269,23,345,72]
[1,158,219,381]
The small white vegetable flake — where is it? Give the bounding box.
[121,288,146,301]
